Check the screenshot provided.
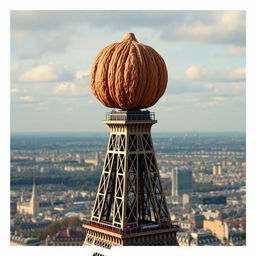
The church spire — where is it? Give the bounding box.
[31,177,37,199]
[20,190,24,203]
[30,177,38,216]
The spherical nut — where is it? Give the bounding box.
[90,33,168,110]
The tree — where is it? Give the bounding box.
[68,217,82,229]
[39,217,83,240]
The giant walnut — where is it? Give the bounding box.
[90,33,168,110]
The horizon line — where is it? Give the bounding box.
[11,130,246,134]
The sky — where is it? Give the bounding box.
[10,10,246,133]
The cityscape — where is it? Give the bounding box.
[10,9,247,252]
[10,131,246,246]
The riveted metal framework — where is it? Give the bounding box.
[83,110,179,247]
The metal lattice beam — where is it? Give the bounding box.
[90,114,171,229]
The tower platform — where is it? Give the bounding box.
[83,218,179,247]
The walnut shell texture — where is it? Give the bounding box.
[90,33,168,110]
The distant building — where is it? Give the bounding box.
[16,181,55,216]
[51,153,56,162]
[17,179,39,216]
[176,229,219,246]
[64,166,87,172]
[172,168,192,196]
[179,219,192,230]
[10,235,40,246]
[203,219,244,245]
[229,231,245,246]
[202,210,221,220]
[11,220,51,237]
[213,164,222,175]
[189,213,205,229]
[202,196,226,205]
[203,219,229,243]
[51,228,84,246]
[84,152,102,167]
[176,231,191,246]
[11,202,17,216]
[182,193,190,207]
[189,229,220,246]
[95,152,100,167]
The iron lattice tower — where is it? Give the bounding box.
[83,110,179,247]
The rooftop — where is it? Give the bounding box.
[53,229,83,239]
[10,235,40,244]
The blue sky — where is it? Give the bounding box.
[10,10,246,133]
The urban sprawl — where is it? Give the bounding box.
[10,132,246,246]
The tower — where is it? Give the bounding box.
[82,32,179,248]
[172,168,192,197]
[217,164,222,175]
[212,165,217,175]
[30,178,39,217]
[20,191,24,203]
[83,110,178,247]
[172,167,178,197]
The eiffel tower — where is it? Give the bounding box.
[83,110,179,247]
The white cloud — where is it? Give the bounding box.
[162,11,245,46]
[11,11,245,51]
[76,70,90,80]
[53,82,76,95]
[213,67,246,82]
[11,87,28,94]
[19,65,58,82]
[226,45,245,56]
[11,88,20,94]
[184,66,245,83]
[19,96,37,102]
[18,64,74,82]
[52,82,87,97]
[211,97,228,102]
[185,66,207,80]
[227,67,246,81]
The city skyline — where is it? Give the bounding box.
[10,133,246,247]
[11,10,246,133]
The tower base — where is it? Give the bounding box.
[83,219,179,248]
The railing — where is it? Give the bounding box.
[106,110,155,121]
[83,218,179,235]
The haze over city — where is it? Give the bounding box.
[11,10,245,133]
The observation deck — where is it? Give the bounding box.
[83,218,179,237]
[105,110,156,125]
